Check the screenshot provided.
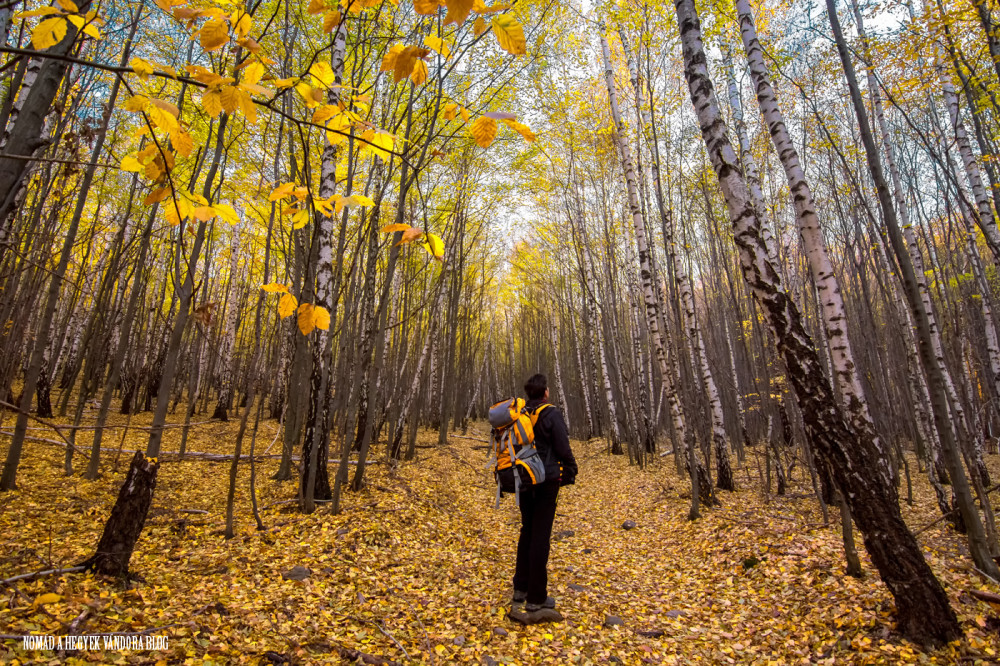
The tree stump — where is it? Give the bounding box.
[79,450,159,577]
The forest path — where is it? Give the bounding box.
[2,416,1000,664]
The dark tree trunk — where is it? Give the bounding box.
[35,365,52,418]
[79,451,158,577]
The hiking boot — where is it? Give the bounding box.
[525,597,556,612]
[511,590,527,609]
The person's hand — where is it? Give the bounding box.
[560,472,576,487]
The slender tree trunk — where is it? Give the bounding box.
[674,0,962,642]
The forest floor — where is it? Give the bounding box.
[2,409,1000,664]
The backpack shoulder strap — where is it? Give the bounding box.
[529,403,552,426]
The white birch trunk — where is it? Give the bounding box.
[936,55,1000,264]
[676,0,963,642]
[601,28,691,463]
[722,44,778,268]
[737,0,886,484]
[550,313,570,433]
[569,308,595,439]
[213,223,243,419]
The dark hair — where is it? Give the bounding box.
[524,373,547,400]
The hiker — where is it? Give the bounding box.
[511,373,577,614]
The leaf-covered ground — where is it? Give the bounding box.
[3,410,1000,664]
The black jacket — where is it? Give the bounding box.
[525,397,578,485]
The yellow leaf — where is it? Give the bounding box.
[234,11,252,39]
[424,35,451,58]
[297,303,317,335]
[33,593,62,607]
[443,0,474,25]
[310,62,335,88]
[150,98,179,117]
[143,187,170,205]
[392,46,430,83]
[262,283,288,293]
[55,0,79,12]
[397,226,423,245]
[214,203,240,224]
[121,155,144,172]
[296,81,319,108]
[243,61,265,86]
[164,198,191,226]
[147,105,178,133]
[31,16,67,50]
[381,223,410,233]
[491,14,525,55]
[410,60,428,86]
[15,7,61,19]
[171,129,194,157]
[340,194,375,211]
[313,305,331,331]
[278,292,298,318]
[237,88,257,122]
[442,103,458,121]
[292,208,310,229]
[469,116,497,148]
[219,85,240,113]
[199,17,229,51]
[129,57,155,80]
[414,0,439,14]
[269,182,296,201]
[308,0,328,14]
[459,106,470,123]
[362,130,394,161]
[323,11,341,32]
[82,22,101,40]
[503,118,535,142]
[193,206,217,221]
[380,44,405,73]
[202,90,223,117]
[424,232,445,260]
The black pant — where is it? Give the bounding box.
[512,481,559,605]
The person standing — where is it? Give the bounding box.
[512,373,578,613]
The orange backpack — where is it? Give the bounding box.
[488,398,550,507]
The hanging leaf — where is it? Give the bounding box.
[202,90,224,117]
[199,16,230,51]
[469,116,498,148]
[323,11,341,31]
[130,57,155,80]
[380,43,405,72]
[491,14,525,55]
[213,203,240,224]
[31,17,68,50]
[396,226,423,245]
[261,283,288,293]
[297,303,317,335]
[414,0,439,13]
[381,223,410,233]
[443,0,474,25]
[410,60,428,86]
[361,130,394,161]
[313,306,331,331]
[473,16,487,36]
[278,292,298,318]
[143,187,171,205]
[424,35,451,58]
[121,155,145,172]
[310,62,336,88]
[503,118,535,142]
[423,232,445,261]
